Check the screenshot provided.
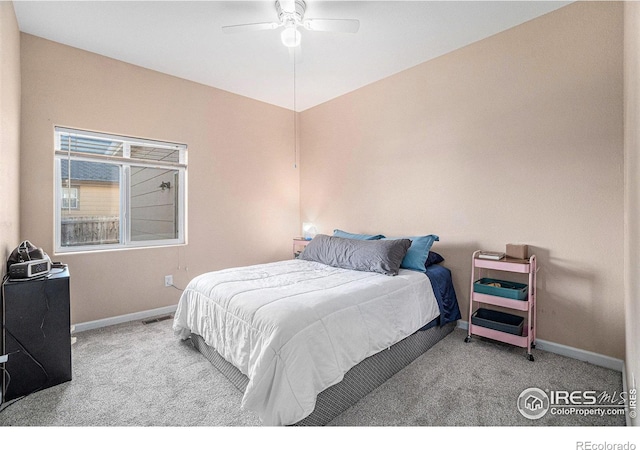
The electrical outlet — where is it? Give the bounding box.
[164,275,173,287]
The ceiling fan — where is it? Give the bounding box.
[222,0,360,48]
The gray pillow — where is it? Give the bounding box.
[299,234,412,276]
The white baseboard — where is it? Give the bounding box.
[457,320,624,372]
[73,304,178,333]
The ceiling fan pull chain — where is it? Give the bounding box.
[293,42,297,169]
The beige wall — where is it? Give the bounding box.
[300,2,625,359]
[0,1,21,277]
[13,2,631,364]
[624,0,640,426]
[20,34,299,324]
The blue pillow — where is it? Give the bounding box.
[384,234,439,272]
[425,251,444,267]
[333,229,385,240]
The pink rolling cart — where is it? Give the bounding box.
[464,250,537,361]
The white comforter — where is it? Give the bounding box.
[173,259,440,425]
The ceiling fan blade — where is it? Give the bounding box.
[303,19,360,33]
[222,22,280,34]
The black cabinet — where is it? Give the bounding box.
[1,268,72,403]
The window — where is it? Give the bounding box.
[55,127,187,252]
[61,187,79,209]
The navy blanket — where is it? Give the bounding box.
[420,264,462,330]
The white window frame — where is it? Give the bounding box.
[54,127,187,254]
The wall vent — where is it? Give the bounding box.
[142,315,172,325]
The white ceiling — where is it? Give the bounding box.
[13,1,571,111]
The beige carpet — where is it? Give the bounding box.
[0,318,626,427]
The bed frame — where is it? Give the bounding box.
[189,320,456,426]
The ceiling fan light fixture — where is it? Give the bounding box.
[281,26,301,48]
[223,0,358,45]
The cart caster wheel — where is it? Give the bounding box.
[531,343,536,349]
[528,354,535,362]
[464,336,471,343]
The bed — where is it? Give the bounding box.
[173,234,461,426]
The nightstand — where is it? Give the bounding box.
[2,267,72,402]
[293,238,311,258]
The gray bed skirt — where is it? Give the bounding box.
[189,320,456,426]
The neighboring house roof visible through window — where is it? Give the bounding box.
[60,160,119,182]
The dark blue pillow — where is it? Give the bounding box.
[425,251,444,267]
